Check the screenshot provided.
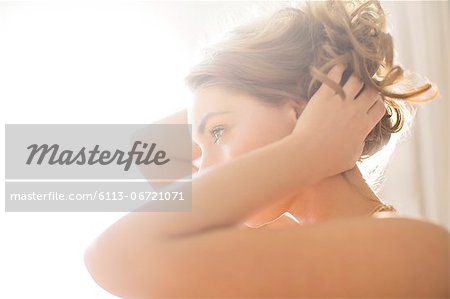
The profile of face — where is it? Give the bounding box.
[189,86,306,227]
[190,86,305,171]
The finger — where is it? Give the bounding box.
[317,63,347,96]
[192,143,202,160]
[192,164,199,174]
[355,86,381,112]
[366,98,387,130]
[343,73,364,100]
[192,156,201,172]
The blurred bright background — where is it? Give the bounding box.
[0,1,448,298]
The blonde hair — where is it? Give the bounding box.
[184,0,437,160]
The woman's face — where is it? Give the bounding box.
[189,86,305,226]
[190,86,303,172]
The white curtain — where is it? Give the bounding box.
[376,1,449,229]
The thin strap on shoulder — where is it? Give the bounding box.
[369,203,398,216]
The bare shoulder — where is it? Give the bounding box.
[119,215,449,298]
[365,213,449,260]
[370,211,449,236]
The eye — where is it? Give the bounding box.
[209,125,225,144]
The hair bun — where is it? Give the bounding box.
[185,0,438,161]
[300,0,437,158]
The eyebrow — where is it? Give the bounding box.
[197,111,232,135]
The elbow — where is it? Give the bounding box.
[84,237,169,298]
[84,242,125,298]
[84,243,118,295]
[83,244,99,288]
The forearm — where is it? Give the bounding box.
[181,133,317,236]
[93,131,317,244]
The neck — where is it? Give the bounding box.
[285,166,383,225]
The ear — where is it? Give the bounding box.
[287,98,307,119]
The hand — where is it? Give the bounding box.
[152,108,202,175]
[192,143,201,174]
[290,63,386,183]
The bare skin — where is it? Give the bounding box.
[188,82,391,228]
[149,103,386,228]
[84,64,450,298]
[245,166,392,228]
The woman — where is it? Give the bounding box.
[85,1,449,297]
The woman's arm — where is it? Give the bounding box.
[121,64,383,238]
[84,61,384,237]
[85,64,388,293]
